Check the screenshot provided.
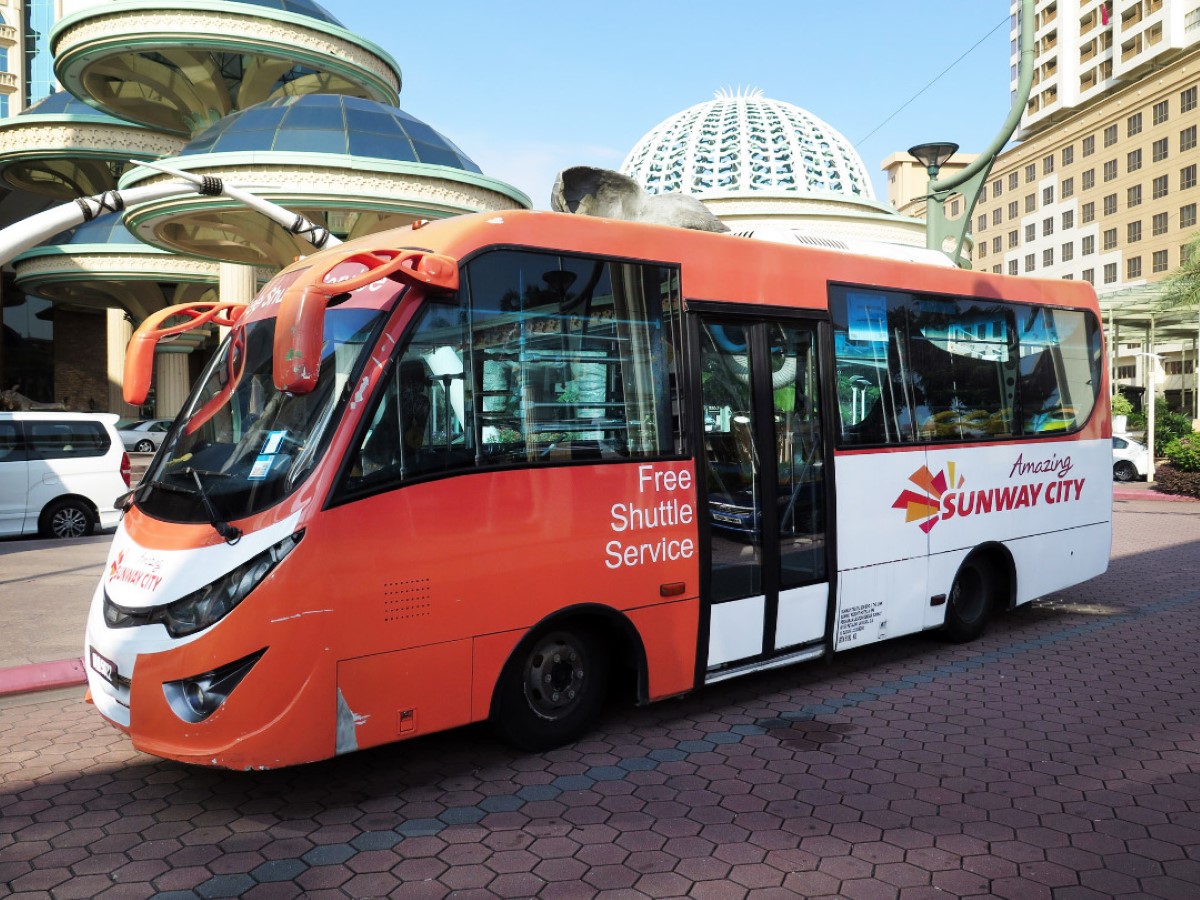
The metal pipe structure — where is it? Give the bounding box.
[0,163,343,269]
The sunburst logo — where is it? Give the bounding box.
[108,550,124,579]
[892,463,964,533]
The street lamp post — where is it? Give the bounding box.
[910,0,1036,266]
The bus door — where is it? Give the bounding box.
[694,313,832,681]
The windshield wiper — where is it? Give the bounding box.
[180,467,242,544]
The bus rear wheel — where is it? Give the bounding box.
[942,557,995,643]
[491,626,608,751]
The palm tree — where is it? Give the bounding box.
[1160,235,1200,309]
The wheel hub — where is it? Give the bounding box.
[524,634,586,718]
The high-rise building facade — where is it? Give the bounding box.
[970,0,1200,414]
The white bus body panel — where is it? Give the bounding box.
[834,439,1112,651]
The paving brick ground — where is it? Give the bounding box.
[1,499,1198,898]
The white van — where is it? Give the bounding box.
[0,411,130,538]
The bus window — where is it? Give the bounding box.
[1018,307,1102,433]
[832,289,913,445]
[908,298,1017,441]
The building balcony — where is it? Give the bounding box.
[0,24,17,46]
[0,72,18,93]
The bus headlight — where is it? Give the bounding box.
[163,649,266,723]
[104,531,304,638]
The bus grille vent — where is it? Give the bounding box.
[383,578,432,622]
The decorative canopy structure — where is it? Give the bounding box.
[11,216,269,321]
[118,94,530,267]
[50,0,401,136]
[0,92,184,198]
[621,88,875,200]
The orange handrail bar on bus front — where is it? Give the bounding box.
[123,302,247,406]
[273,247,458,395]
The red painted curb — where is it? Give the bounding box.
[0,657,87,697]
[1113,489,1198,502]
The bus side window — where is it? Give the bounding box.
[832,288,913,446]
[1018,307,1099,433]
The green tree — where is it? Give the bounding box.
[1159,234,1200,309]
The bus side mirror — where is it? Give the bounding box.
[273,248,459,395]
[124,302,247,406]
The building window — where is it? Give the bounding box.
[1082,201,1095,223]
[1043,185,1055,205]
[977,213,987,232]
[1007,200,1019,220]
[1103,159,1118,182]
[1127,184,1142,208]
[1103,193,1118,216]
[1062,176,1074,198]
[992,177,1003,196]
[1008,171,1019,190]
[979,242,987,258]
[992,236,1002,253]
[1062,242,1074,262]
[1153,249,1169,272]
[1127,220,1142,243]
[1127,149,1142,172]
[1182,165,1198,190]
[1082,268,1094,284]
[1083,134,1095,156]
[1082,234,1095,255]
[1025,163,1037,183]
[1062,145,1074,166]
[1153,99,1169,125]
[1182,125,1198,152]
[1062,209,1074,230]
[1008,259,1019,276]
[1153,175,1168,199]
[1025,193,1037,212]
[1103,262,1118,284]
[1043,217,1054,237]
[1181,203,1197,228]
[1104,124,1118,147]
[1009,229,1019,248]
[1127,113,1142,136]
[993,208,1003,226]
[1082,169,1095,190]
[1025,223,1037,242]
[1153,212,1168,235]
[1103,228,1117,250]
[1024,253,1036,272]
[950,199,961,217]
[1043,155,1054,175]
[1117,364,1135,379]
[1153,138,1169,162]
[1183,86,1198,113]
[993,264,1002,274]
[1042,248,1053,268]
[1127,257,1141,279]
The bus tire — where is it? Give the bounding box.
[942,556,994,643]
[491,626,609,751]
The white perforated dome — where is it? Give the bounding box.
[621,88,875,201]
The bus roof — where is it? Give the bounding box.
[296,210,1101,315]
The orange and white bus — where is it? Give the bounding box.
[86,210,1111,768]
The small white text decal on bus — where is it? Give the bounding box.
[605,464,696,569]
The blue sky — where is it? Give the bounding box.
[332,1,1016,209]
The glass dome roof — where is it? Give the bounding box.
[20,91,125,121]
[46,216,147,248]
[622,88,875,201]
[228,0,340,25]
[179,94,481,172]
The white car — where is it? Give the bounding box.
[117,418,173,453]
[0,411,131,538]
[1112,435,1149,482]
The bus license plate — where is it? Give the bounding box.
[90,648,117,685]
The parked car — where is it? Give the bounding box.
[117,418,172,452]
[1112,434,1149,482]
[0,411,131,538]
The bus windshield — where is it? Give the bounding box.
[137,304,389,525]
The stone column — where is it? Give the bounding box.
[219,262,256,304]
[154,349,191,419]
[106,308,139,418]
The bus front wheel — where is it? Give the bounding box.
[491,626,609,751]
[942,557,995,643]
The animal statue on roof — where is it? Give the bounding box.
[551,166,730,233]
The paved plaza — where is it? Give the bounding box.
[1,496,1198,898]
